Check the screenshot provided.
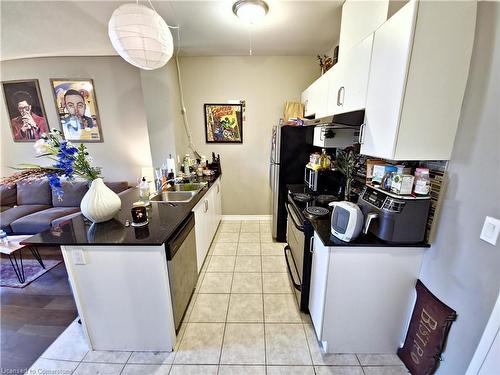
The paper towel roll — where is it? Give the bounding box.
[166,158,176,177]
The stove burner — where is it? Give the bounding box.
[303,206,330,220]
[294,193,313,202]
[316,194,338,205]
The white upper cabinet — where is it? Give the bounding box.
[361,0,477,160]
[328,34,374,115]
[302,75,329,118]
[338,0,389,60]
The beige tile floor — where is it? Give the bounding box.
[28,220,409,375]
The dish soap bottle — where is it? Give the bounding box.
[183,154,191,175]
[138,177,150,205]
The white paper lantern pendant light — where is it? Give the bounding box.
[108,1,173,70]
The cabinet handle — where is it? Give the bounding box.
[216,184,220,194]
[339,86,345,106]
[204,199,209,213]
[358,123,366,144]
[309,236,314,254]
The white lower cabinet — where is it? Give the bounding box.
[192,178,222,273]
[308,231,426,353]
[308,232,330,347]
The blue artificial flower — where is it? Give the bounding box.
[48,173,64,200]
[54,141,78,179]
[59,141,78,156]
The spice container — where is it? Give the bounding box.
[414,168,430,196]
[391,174,415,195]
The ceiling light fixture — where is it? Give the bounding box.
[232,0,269,24]
[108,2,173,70]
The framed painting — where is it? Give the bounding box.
[50,78,103,142]
[204,103,243,143]
[2,79,50,142]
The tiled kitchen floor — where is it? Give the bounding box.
[28,220,409,375]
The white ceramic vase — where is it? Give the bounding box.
[80,178,122,223]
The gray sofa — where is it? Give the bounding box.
[0,180,132,235]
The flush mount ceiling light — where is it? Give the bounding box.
[108,3,173,70]
[232,0,269,24]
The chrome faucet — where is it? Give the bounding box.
[155,178,182,194]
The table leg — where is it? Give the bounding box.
[29,246,45,269]
[8,250,25,284]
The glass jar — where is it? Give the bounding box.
[414,168,431,196]
[381,166,398,191]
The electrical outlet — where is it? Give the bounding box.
[480,216,500,246]
[72,248,86,265]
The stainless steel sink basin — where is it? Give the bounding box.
[150,182,207,203]
[171,182,208,192]
[150,191,197,203]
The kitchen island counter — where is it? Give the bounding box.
[23,173,221,247]
[19,173,222,352]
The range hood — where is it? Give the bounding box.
[304,109,365,128]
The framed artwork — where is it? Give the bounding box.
[2,79,50,142]
[204,103,243,143]
[50,79,103,142]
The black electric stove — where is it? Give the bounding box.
[284,184,341,313]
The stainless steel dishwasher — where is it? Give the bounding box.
[165,213,198,332]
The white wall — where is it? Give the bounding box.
[0,56,152,185]
[419,3,500,374]
[140,60,186,168]
[178,56,318,215]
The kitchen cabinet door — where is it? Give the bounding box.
[308,232,330,342]
[208,186,217,241]
[361,0,476,160]
[193,197,210,273]
[338,0,388,61]
[361,1,417,160]
[214,180,222,228]
[302,75,329,118]
[341,34,374,113]
[325,62,343,116]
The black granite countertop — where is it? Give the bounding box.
[310,217,430,248]
[287,184,430,248]
[23,173,221,247]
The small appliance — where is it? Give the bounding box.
[357,185,431,243]
[304,109,365,149]
[304,168,344,194]
[312,125,360,149]
[328,201,364,242]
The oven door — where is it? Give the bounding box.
[285,202,305,306]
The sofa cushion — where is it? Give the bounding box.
[104,181,129,194]
[17,180,51,205]
[1,184,17,206]
[10,207,80,235]
[0,204,51,234]
[52,181,88,207]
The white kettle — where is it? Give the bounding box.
[328,201,364,242]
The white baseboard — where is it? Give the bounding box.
[222,215,272,221]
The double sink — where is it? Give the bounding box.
[150,182,208,203]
